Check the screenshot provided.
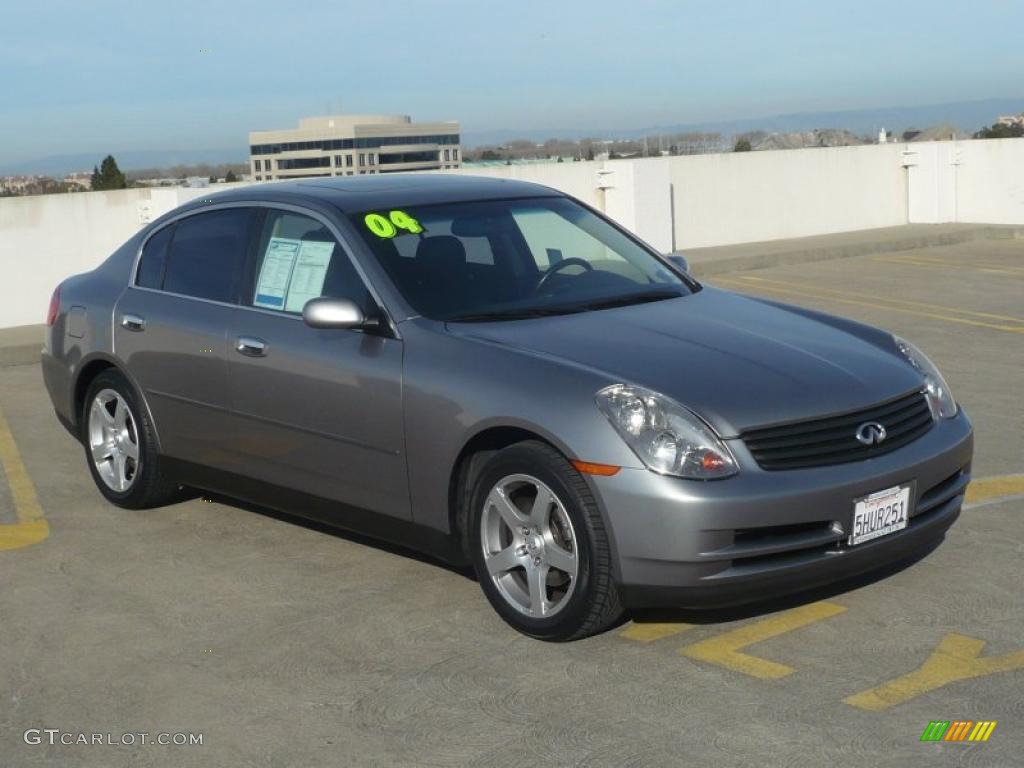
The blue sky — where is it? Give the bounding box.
[1,0,1022,164]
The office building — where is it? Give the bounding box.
[249,114,461,181]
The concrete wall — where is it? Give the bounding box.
[903,138,1024,225]
[446,160,606,210]
[446,146,910,251]
[0,186,216,328]
[903,142,959,223]
[2,139,1023,329]
[954,138,1024,225]
[665,144,909,248]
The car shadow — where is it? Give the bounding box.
[190,489,476,580]
[183,488,943,633]
[624,539,942,628]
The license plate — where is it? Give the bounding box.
[849,484,912,546]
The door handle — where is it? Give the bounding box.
[235,336,267,357]
[121,313,146,332]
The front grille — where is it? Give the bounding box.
[741,390,934,471]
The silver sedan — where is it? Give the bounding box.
[42,176,973,640]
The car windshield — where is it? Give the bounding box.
[349,196,695,321]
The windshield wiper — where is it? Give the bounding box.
[445,306,586,322]
[570,289,684,311]
[445,291,683,323]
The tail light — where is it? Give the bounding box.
[46,285,61,326]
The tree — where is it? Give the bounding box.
[974,121,1024,139]
[90,155,127,190]
[734,138,753,152]
[224,169,237,182]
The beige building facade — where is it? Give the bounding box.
[249,114,461,181]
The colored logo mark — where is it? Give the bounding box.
[920,720,997,742]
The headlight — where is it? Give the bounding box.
[596,384,737,479]
[894,337,957,419]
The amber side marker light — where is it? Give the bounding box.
[571,460,621,476]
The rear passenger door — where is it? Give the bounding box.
[225,207,409,520]
[115,207,254,468]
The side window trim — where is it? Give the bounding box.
[239,208,268,308]
[133,221,176,290]
[160,207,254,305]
[129,201,399,337]
[155,222,177,290]
[131,202,263,290]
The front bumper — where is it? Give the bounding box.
[591,410,973,609]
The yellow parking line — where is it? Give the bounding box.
[845,633,1024,711]
[0,405,50,551]
[715,277,1024,334]
[620,622,694,643]
[965,474,1024,507]
[873,258,1024,277]
[736,275,1024,324]
[872,255,1024,275]
[679,602,847,679]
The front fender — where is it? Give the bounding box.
[400,320,642,536]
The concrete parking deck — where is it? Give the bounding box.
[684,222,1024,277]
[0,324,44,368]
[1,237,1022,766]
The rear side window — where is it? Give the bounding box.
[136,224,174,288]
[163,209,253,302]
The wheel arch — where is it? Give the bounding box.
[73,354,163,452]
[447,423,574,560]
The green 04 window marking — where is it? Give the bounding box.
[364,210,424,238]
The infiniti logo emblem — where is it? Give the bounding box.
[855,422,887,446]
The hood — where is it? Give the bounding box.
[447,287,924,437]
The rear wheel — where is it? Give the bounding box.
[469,441,623,640]
[82,369,179,509]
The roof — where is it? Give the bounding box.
[200,174,559,213]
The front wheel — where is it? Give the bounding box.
[469,441,624,641]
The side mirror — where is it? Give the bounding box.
[302,298,375,330]
[666,253,689,273]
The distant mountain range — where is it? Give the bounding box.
[3,97,1021,176]
[0,147,248,178]
[461,97,1024,146]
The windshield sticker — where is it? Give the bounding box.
[364,210,424,238]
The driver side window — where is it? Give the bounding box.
[510,207,644,282]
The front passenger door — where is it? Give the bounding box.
[225,208,409,520]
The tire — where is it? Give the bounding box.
[81,369,179,509]
[468,440,624,641]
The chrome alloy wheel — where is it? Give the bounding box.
[480,473,579,618]
[87,388,140,492]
